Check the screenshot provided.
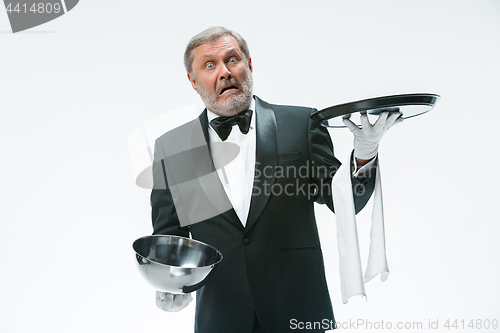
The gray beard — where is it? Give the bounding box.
[196,73,253,117]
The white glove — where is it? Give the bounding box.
[343,108,403,160]
[155,291,193,312]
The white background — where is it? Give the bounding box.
[1,0,499,332]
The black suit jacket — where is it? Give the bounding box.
[151,96,376,333]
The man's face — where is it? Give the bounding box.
[187,35,253,116]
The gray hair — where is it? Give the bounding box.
[184,26,251,74]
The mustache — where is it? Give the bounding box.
[216,78,242,95]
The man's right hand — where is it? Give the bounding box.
[155,291,193,312]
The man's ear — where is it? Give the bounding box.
[187,72,197,92]
[248,57,253,72]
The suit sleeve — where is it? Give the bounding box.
[150,138,190,237]
[308,108,376,214]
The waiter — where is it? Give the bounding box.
[150,26,402,333]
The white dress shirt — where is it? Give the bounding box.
[207,99,256,227]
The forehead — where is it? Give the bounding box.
[192,35,243,61]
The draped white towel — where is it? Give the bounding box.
[332,156,389,304]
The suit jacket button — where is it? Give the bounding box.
[242,237,251,245]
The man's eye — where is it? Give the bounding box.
[206,63,214,69]
[229,58,237,63]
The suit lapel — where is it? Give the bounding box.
[192,98,278,231]
[245,96,278,231]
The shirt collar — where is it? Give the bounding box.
[206,97,256,129]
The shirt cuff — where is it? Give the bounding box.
[352,155,377,178]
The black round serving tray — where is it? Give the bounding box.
[311,93,440,128]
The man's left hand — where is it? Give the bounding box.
[343,108,403,161]
[155,291,193,312]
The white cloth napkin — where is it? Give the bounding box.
[332,156,389,304]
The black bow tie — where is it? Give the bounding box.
[209,110,253,141]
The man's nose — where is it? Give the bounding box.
[218,64,232,81]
